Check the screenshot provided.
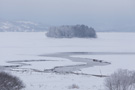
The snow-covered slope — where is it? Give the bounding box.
[0,21,48,32]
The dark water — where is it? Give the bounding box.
[2,52,134,76]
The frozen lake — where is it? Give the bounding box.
[0,32,135,90]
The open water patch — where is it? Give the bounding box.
[2,52,116,77]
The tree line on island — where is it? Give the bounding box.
[46,24,97,38]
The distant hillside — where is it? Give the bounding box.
[1,20,134,32]
[0,21,48,32]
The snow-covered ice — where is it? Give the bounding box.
[0,32,135,90]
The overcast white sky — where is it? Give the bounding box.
[0,0,135,31]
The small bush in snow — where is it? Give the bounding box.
[46,25,97,38]
[104,69,135,90]
[0,72,25,90]
[68,84,79,89]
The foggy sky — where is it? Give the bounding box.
[0,0,135,31]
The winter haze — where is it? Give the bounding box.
[1,0,135,90]
[0,0,135,31]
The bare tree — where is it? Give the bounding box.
[104,69,135,90]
